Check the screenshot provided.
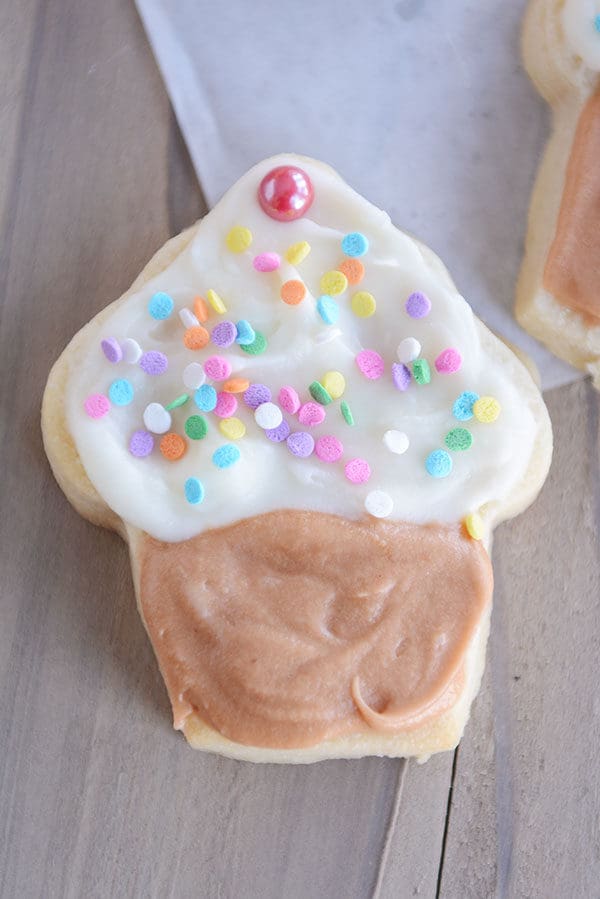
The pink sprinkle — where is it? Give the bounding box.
[84,394,110,419]
[214,391,238,418]
[435,348,462,374]
[204,355,232,381]
[344,458,371,484]
[315,435,344,462]
[298,402,326,427]
[356,349,385,380]
[278,385,301,415]
[253,252,281,272]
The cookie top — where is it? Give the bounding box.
[562,0,600,70]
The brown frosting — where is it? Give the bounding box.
[136,511,493,749]
[544,89,600,323]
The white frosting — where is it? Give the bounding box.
[66,155,538,542]
[562,0,600,70]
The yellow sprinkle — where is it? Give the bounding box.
[464,512,484,541]
[226,226,252,253]
[321,370,346,399]
[473,396,501,424]
[219,417,246,440]
[320,270,348,296]
[206,289,227,314]
[351,290,376,318]
[285,241,311,266]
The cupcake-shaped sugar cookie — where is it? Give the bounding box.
[43,155,551,763]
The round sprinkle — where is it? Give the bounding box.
[316,295,339,325]
[344,458,371,484]
[183,326,209,350]
[212,444,241,468]
[309,381,333,405]
[473,396,501,423]
[108,378,134,406]
[223,377,250,394]
[235,320,256,345]
[122,338,142,364]
[298,402,325,427]
[148,291,174,320]
[204,355,232,381]
[397,337,421,364]
[405,291,431,319]
[185,415,208,440]
[321,371,345,399]
[219,417,246,440]
[425,449,453,478]
[211,321,237,348]
[184,477,205,505]
[226,226,253,253]
[342,232,369,258]
[280,280,306,305]
[287,431,315,458]
[340,400,354,426]
[253,252,280,272]
[129,430,154,457]
[84,394,110,419]
[338,258,365,285]
[351,291,376,318]
[179,308,199,329]
[255,402,283,430]
[244,383,271,409]
[206,289,227,314]
[356,349,384,380]
[214,391,238,418]
[383,430,409,455]
[140,350,168,375]
[453,391,479,421]
[143,402,172,434]
[392,362,411,391]
[160,433,186,461]
[194,384,217,412]
[435,348,462,374]
[445,427,473,451]
[315,435,343,462]
[278,385,301,415]
[183,362,206,390]
[412,358,431,385]
[240,331,267,355]
[285,241,311,265]
[193,296,209,323]
[315,327,342,344]
[365,490,393,519]
[320,270,348,296]
[101,337,122,363]
[165,394,189,411]
[464,512,484,541]
[265,419,291,442]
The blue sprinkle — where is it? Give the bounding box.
[595,14,600,33]
[194,384,217,412]
[235,319,256,345]
[184,477,205,505]
[316,295,339,325]
[452,391,479,421]
[425,449,453,479]
[341,232,369,257]
[212,444,241,469]
[148,291,174,320]
[108,378,134,406]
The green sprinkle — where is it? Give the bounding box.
[185,415,208,440]
[240,331,267,355]
[165,393,190,411]
[340,400,354,426]
[412,359,431,385]
[445,427,473,451]
[309,381,333,405]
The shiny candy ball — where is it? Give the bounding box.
[258,165,314,222]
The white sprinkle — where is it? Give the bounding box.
[183,362,206,390]
[121,338,142,364]
[254,402,283,430]
[383,430,409,455]
[179,308,199,329]
[314,327,342,345]
[143,402,172,434]
[397,337,421,364]
[365,490,394,519]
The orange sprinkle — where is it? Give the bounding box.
[280,279,306,305]
[183,325,209,350]
[339,258,365,285]
[223,377,250,394]
[193,296,209,322]
[159,432,186,461]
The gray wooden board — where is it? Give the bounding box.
[1,3,599,898]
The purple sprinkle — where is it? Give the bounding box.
[139,350,168,375]
[405,291,431,319]
[286,431,315,458]
[243,383,272,409]
[129,430,154,457]
[211,320,237,348]
[101,337,122,363]
[392,362,411,391]
[265,419,291,442]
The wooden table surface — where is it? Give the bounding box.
[1,3,599,897]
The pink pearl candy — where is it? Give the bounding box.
[298,402,326,426]
[315,435,344,462]
[344,458,371,484]
[84,394,110,419]
[355,349,385,380]
[253,252,281,272]
[278,385,301,415]
[435,348,462,374]
[204,355,232,381]
[214,392,238,418]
